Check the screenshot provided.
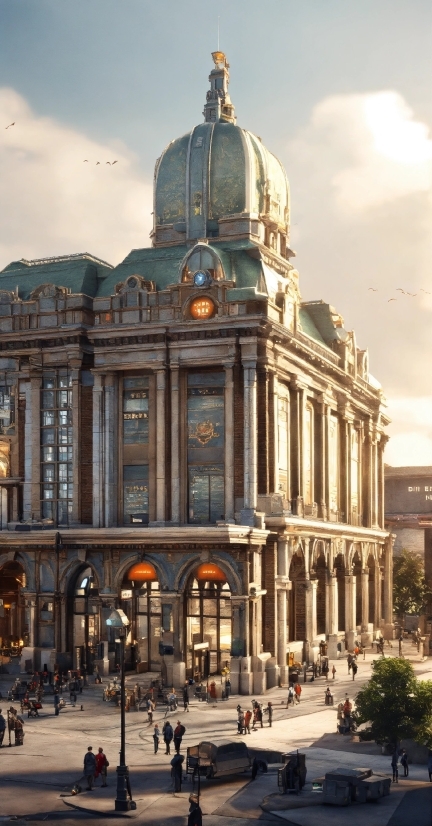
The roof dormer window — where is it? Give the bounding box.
[181,244,224,283]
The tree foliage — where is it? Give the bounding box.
[354,657,432,747]
[393,548,431,617]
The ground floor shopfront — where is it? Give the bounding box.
[0,521,393,692]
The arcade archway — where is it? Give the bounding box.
[67,566,100,672]
[120,561,162,672]
[288,553,306,641]
[0,561,26,654]
[185,563,232,680]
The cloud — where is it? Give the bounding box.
[285,90,432,465]
[384,396,432,466]
[0,87,153,270]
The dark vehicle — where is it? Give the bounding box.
[186,739,251,779]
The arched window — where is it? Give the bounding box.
[186,569,231,679]
[181,245,224,283]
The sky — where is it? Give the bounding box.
[0,0,431,466]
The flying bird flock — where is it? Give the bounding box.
[5,121,119,167]
[368,287,431,303]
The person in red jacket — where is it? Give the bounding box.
[95,747,109,787]
[294,683,302,704]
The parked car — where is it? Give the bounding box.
[186,739,252,779]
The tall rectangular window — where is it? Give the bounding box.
[40,371,73,525]
[278,396,289,498]
[351,428,359,513]
[329,415,339,513]
[187,372,225,524]
[0,385,14,435]
[122,376,149,524]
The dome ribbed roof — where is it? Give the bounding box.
[153,53,289,246]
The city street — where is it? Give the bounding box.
[1,645,432,825]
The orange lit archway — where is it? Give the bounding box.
[127,561,158,582]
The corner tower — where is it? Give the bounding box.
[153,52,291,258]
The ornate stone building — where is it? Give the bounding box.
[0,53,392,691]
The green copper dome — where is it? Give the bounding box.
[153,53,290,252]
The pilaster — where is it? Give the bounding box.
[224,364,235,521]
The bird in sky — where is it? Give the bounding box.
[106,161,111,165]
[112,160,118,165]
[5,122,15,129]
[388,298,397,302]
[420,289,431,294]
[368,288,378,292]
[406,292,417,296]
[83,159,89,162]
[396,288,406,294]
[96,161,100,165]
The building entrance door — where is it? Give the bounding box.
[0,561,26,654]
[186,563,231,680]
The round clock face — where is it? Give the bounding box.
[193,270,210,287]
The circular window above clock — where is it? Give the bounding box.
[189,296,215,319]
[193,270,211,287]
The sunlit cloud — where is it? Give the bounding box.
[0,87,153,270]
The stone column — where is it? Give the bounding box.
[232,596,249,658]
[277,587,288,683]
[339,415,351,524]
[170,365,180,524]
[317,396,329,520]
[344,574,356,649]
[364,429,373,528]
[70,366,81,525]
[371,436,379,528]
[92,373,104,528]
[103,374,118,527]
[290,380,306,515]
[270,372,280,496]
[27,597,36,648]
[357,423,364,525]
[377,436,387,529]
[327,571,338,635]
[374,560,382,630]
[155,369,166,525]
[277,536,289,579]
[383,535,394,637]
[224,364,235,521]
[241,362,257,525]
[60,596,67,653]
[305,579,318,644]
[23,377,42,521]
[361,567,369,630]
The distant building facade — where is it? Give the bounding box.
[385,465,432,588]
[0,53,392,690]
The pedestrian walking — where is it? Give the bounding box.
[287,685,294,707]
[400,749,408,777]
[332,665,336,680]
[153,724,160,754]
[428,753,432,781]
[236,707,244,735]
[83,746,96,790]
[170,753,184,793]
[163,721,174,754]
[244,709,252,734]
[265,701,273,727]
[183,683,190,712]
[188,793,203,826]
[391,750,399,783]
[174,721,186,753]
[0,709,6,747]
[352,661,358,680]
[147,698,155,724]
[255,704,263,729]
[69,679,77,705]
[95,747,109,787]
[294,683,302,704]
[347,654,352,674]
[54,691,60,716]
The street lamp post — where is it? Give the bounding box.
[106,609,134,812]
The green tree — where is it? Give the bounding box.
[354,657,432,747]
[393,548,431,617]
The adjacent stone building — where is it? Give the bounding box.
[0,53,392,691]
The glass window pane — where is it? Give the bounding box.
[123,465,149,525]
[42,501,53,519]
[58,446,72,461]
[42,446,56,462]
[202,599,217,616]
[59,409,72,425]
[42,391,55,408]
[43,377,55,390]
[219,618,232,651]
[43,485,54,499]
[58,463,68,481]
[203,616,217,648]
[219,598,231,617]
[210,475,224,522]
[188,598,200,616]
[42,428,55,445]
[42,464,55,482]
[42,411,55,426]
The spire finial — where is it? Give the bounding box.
[203,52,236,124]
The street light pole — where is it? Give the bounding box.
[106,608,133,812]
[115,626,130,811]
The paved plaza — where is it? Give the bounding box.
[1,646,432,825]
